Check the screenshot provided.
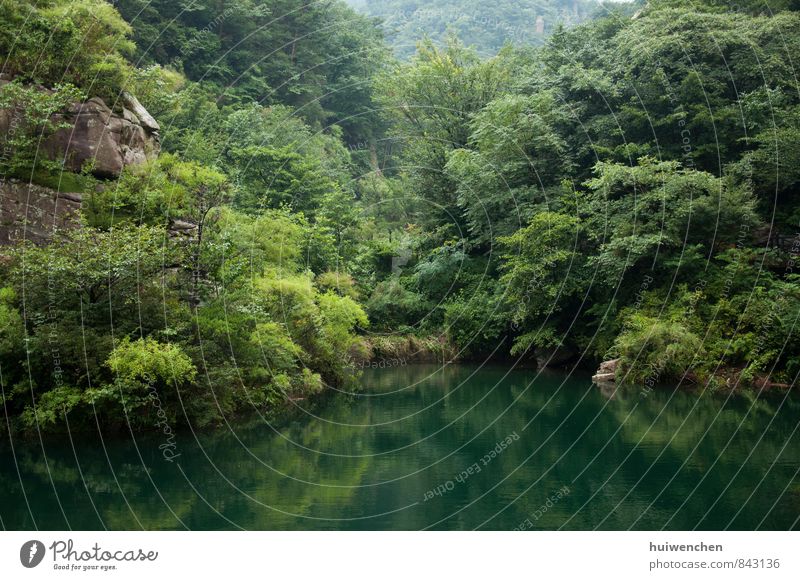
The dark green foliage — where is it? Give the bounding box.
[612,314,704,384]
[366,278,430,331]
[373,1,800,382]
[376,38,512,232]
[115,0,389,140]
[443,287,510,358]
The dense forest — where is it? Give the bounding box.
[344,0,606,58]
[0,0,798,434]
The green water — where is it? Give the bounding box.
[1,364,799,530]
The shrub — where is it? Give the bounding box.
[443,289,510,358]
[0,0,135,99]
[366,278,430,331]
[315,271,360,300]
[100,337,196,426]
[613,314,703,384]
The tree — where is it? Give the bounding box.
[445,90,573,244]
[500,212,587,355]
[114,0,388,139]
[350,0,596,59]
[377,38,511,229]
[582,158,759,282]
[228,145,335,215]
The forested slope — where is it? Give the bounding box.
[0,0,798,435]
[344,0,607,58]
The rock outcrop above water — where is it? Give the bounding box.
[592,359,619,383]
[0,180,200,246]
[0,84,164,245]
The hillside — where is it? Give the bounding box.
[344,0,632,58]
[1,0,799,437]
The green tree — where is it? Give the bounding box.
[377,38,511,229]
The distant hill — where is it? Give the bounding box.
[344,0,608,58]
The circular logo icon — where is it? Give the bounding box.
[20,540,46,568]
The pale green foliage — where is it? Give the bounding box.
[20,386,86,429]
[129,65,186,119]
[107,337,196,388]
[251,271,368,385]
[202,208,308,285]
[316,272,360,300]
[250,322,303,375]
[318,291,370,355]
[20,338,196,430]
[613,314,704,384]
[316,187,363,264]
[0,288,23,359]
[85,155,187,228]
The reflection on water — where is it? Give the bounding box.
[1,364,798,530]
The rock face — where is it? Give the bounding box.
[0,180,82,245]
[121,92,160,133]
[168,219,197,239]
[0,82,160,178]
[592,358,619,383]
[0,180,197,246]
[44,93,160,178]
[0,85,162,246]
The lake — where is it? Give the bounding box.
[1,364,798,530]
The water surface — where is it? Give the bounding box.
[1,364,798,530]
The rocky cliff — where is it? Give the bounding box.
[0,81,161,178]
[0,86,161,245]
[46,92,160,178]
[0,179,82,245]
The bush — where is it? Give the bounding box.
[253,272,368,387]
[613,314,703,384]
[107,337,196,388]
[18,337,197,431]
[0,287,23,360]
[101,337,197,426]
[443,289,510,358]
[0,0,135,99]
[366,278,431,331]
[316,271,360,300]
